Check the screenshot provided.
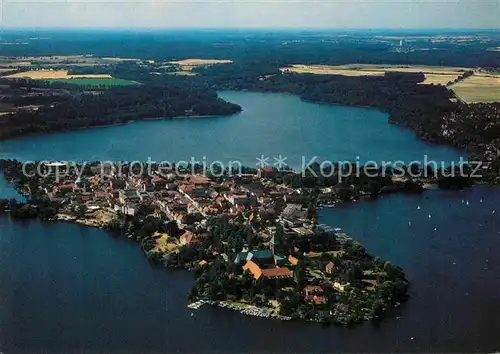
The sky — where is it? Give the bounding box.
[1,0,499,29]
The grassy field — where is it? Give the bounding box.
[420,73,462,85]
[43,78,139,86]
[168,58,233,66]
[2,70,138,86]
[281,65,385,77]
[0,55,142,69]
[166,58,233,74]
[166,71,197,76]
[450,74,500,103]
[4,70,112,79]
[280,64,471,85]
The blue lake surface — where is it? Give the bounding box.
[1,91,498,353]
[0,91,463,167]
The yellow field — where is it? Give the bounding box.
[168,59,233,66]
[450,75,500,103]
[152,233,180,254]
[0,55,143,70]
[280,64,471,85]
[0,61,31,67]
[280,65,385,77]
[4,70,113,80]
[166,71,197,76]
[420,73,462,85]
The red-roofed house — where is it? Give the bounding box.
[261,267,293,279]
[152,176,167,189]
[242,260,263,280]
[304,285,324,296]
[242,261,293,280]
[306,295,328,305]
[288,255,299,266]
[179,231,195,245]
[325,261,335,274]
[180,184,195,193]
[306,251,320,258]
[52,182,75,196]
[257,167,276,179]
[189,175,212,187]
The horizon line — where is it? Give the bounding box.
[1,26,499,32]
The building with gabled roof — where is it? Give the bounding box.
[325,261,335,274]
[242,260,293,280]
[288,255,299,266]
[242,260,262,280]
[261,267,293,279]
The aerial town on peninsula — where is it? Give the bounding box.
[0,159,413,324]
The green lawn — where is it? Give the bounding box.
[43,78,139,87]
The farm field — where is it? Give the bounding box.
[0,55,142,69]
[166,71,197,76]
[167,58,233,66]
[44,78,139,86]
[2,70,138,86]
[4,70,112,79]
[450,74,500,103]
[280,64,471,85]
[166,58,233,73]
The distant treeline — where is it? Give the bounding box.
[207,69,499,165]
[1,30,499,67]
[0,81,241,139]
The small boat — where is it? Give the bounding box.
[466,201,470,206]
[190,312,195,317]
[417,205,421,210]
[428,214,432,219]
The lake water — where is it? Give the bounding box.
[1,91,498,353]
[0,91,462,167]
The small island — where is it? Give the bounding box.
[0,159,414,325]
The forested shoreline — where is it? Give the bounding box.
[0,79,241,139]
[1,30,499,182]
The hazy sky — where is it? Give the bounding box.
[1,0,499,29]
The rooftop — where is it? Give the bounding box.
[261,267,293,279]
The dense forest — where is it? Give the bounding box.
[0,80,241,139]
[1,29,499,67]
[210,68,499,153]
[1,30,499,181]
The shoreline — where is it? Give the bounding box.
[187,300,293,321]
[0,112,239,141]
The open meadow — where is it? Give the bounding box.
[4,70,112,79]
[166,58,233,74]
[43,77,139,86]
[0,55,142,69]
[167,59,233,66]
[280,64,471,85]
[450,74,500,103]
[2,70,138,86]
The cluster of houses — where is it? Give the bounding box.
[42,164,310,227]
[39,163,352,305]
